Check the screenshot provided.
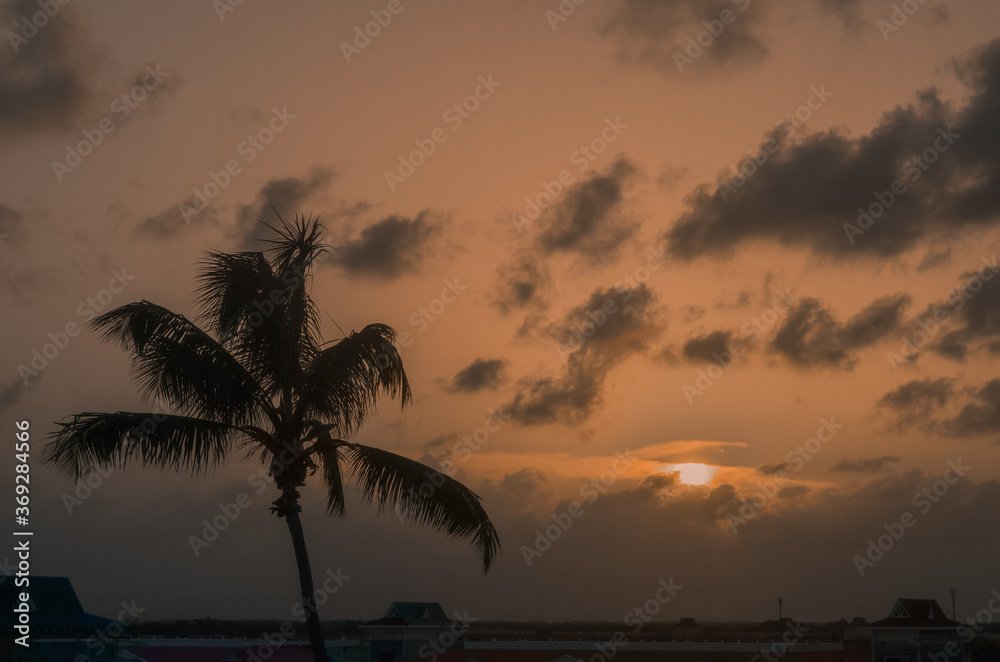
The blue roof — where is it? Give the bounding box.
[0,576,116,633]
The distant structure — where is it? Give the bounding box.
[868,598,967,662]
[360,601,456,661]
[671,617,705,641]
[0,576,118,660]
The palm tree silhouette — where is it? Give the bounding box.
[44,215,500,662]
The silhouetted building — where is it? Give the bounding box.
[671,617,705,640]
[0,575,118,661]
[869,598,967,662]
[360,602,457,661]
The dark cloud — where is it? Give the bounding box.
[0,0,97,135]
[829,456,901,472]
[601,0,769,75]
[817,0,864,29]
[757,462,788,476]
[336,210,442,279]
[0,377,29,412]
[535,158,639,265]
[444,358,508,394]
[506,283,663,426]
[778,484,810,499]
[134,202,220,239]
[682,329,733,363]
[233,167,335,248]
[877,377,956,430]
[491,255,552,314]
[665,38,1000,260]
[924,262,1000,360]
[0,204,23,243]
[770,294,910,369]
[943,379,1000,439]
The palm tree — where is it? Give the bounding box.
[43,215,500,662]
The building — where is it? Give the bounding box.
[868,598,966,662]
[671,617,705,641]
[360,602,457,661]
[0,575,118,661]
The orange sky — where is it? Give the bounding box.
[2,0,999,624]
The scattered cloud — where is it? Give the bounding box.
[535,157,639,265]
[335,210,443,279]
[506,283,663,426]
[444,358,508,394]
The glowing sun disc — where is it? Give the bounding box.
[666,463,718,486]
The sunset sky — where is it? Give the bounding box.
[2,0,1000,626]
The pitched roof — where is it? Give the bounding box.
[385,602,449,622]
[870,598,958,628]
[0,576,115,633]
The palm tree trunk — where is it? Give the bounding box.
[281,491,327,662]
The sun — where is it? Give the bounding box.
[665,463,718,486]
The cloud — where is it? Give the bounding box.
[943,379,1000,439]
[829,456,901,472]
[0,377,30,412]
[770,294,910,369]
[757,462,789,476]
[233,167,335,248]
[535,158,639,265]
[922,262,1000,360]
[491,255,553,314]
[601,0,769,76]
[0,204,24,243]
[335,210,443,279]
[444,358,508,394]
[682,329,734,363]
[134,202,220,239]
[0,0,98,135]
[506,283,663,426]
[664,38,1000,260]
[877,377,956,429]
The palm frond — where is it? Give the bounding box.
[194,249,319,398]
[44,411,241,482]
[293,324,411,436]
[342,443,500,572]
[314,444,346,517]
[91,301,276,428]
